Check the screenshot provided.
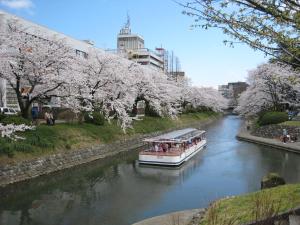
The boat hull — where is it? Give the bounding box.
[138,140,206,166]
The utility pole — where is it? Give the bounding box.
[170,51,174,76]
[175,57,179,82]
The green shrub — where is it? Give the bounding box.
[25,132,55,149]
[0,138,14,157]
[84,112,105,126]
[1,116,31,125]
[92,112,105,125]
[84,112,93,123]
[258,111,288,126]
[0,137,37,157]
[0,114,6,122]
[12,142,33,153]
[183,105,213,114]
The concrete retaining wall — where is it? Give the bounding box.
[237,131,300,154]
[132,208,205,225]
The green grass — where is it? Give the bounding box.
[0,112,218,161]
[281,121,300,126]
[200,184,300,225]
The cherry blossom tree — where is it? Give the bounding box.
[182,85,228,112]
[0,123,35,140]
[99,58,139,130]
[236,63,300,117]
[73,50,183,129]
[66,49,140,130]
[0,21,74,118]
[132,65,182,118]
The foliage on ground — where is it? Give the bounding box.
[200,184,300,225]
[0,115,31,125]
[84,111,105,126]
[0,112,218,160]
[258,111,288,126]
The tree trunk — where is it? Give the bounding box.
[16,92,31,119]
[21,106,31,119]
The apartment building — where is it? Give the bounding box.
[218,82,248,109]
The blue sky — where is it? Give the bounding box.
[0,0,268,88]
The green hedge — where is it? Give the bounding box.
[0,115,31,125]
[84,112,105,126]
[258,111,288,126]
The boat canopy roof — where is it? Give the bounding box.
[144,128,206,143]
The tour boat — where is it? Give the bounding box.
[138,128,206,166]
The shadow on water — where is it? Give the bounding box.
[1,115,300,225]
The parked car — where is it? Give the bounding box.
[0,107,18,115]
[288,110,299,120]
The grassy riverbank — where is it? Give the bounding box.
[200,184,300,225]
[281,121,300,126]
[0,112,219,163]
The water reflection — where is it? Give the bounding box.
[1,116,300,225]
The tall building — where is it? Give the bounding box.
[228,82,249,99]
[117,15,144,51]
[218,85,231,99]
[218,82,248,108]
[114,15,165,72]
[218,82,248,99]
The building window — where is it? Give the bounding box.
[75,49,88,59]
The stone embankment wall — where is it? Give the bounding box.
[251,124,300,139]
[0,133,150,187]
[0,117,218,187]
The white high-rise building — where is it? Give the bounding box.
[117,16,144,51]
[115,15,164,72]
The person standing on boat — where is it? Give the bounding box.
[154,144,159,152]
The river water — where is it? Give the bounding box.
[1,116,300,225]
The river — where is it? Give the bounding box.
[1,115,300,225]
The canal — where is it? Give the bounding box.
[1,115,300,225]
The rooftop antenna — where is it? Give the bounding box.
[119,11,131,35]
[125,11,130,29]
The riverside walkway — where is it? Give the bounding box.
[237,131,300,154]
[132,209,205,225]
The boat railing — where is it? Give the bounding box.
[141,140,205,156]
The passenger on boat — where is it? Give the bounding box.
[159,144,163,152]
[162,143,168,152]
[154,144,159,152]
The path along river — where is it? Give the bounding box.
[1,115,300,225]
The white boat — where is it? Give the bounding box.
[138,128,206,166]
